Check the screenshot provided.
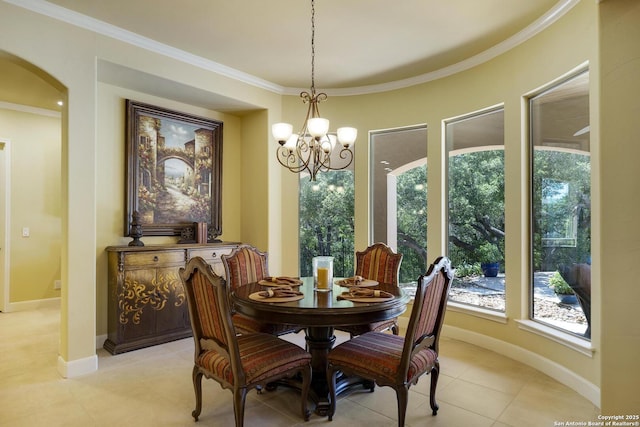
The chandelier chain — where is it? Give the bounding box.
[310,0,316,93]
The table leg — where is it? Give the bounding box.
[305,326,335,416]
[268,326,375,417]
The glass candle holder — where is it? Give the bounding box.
[313,256,334,292]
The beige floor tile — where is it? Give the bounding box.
[342,383,429,421]
[436,378,515,419]
[0,308,600,427]
[497,373,598,427]
[408,400,495,427]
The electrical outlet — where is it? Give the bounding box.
[54,280,61,290]
[22,227,30,237]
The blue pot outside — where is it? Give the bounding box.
[481,262,500,277]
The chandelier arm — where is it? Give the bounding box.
[276,146,303,172]
[318,147,354,173]
[296,138,314,172]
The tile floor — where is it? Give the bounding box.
[0,306,599,426]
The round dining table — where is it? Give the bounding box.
[231,277,409,416]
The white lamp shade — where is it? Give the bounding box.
[307,118,330,137]
[284,133,299,151]
[272,122,293,141]
[319,134,336,153]
[337,127,357,145]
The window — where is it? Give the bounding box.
[299,170,354,278]
[446,107,506,312]
[530,69,591,339]
[370,126,428,290]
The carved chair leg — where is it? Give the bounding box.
[429,362,440,415]
[192,366,203,421]
[233,387,248,427]
[300,367,311,421]
[396,387,409,427]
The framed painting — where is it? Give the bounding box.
[125,100,223,239]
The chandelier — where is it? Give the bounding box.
[271,0,357,181]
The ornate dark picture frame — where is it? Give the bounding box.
[125,100,223,239]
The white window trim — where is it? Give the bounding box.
[446,301,508,324]
[516,319,595,357]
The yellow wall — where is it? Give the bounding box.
[0,109,61,302]
[1,0,639,413]
[598,0,640,414]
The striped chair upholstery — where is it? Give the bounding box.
[327,257,453,427]
[337,242,403,337]
[180,257,312,426]
[223,245,268,290]
[222,245,300,336]
[356,242,403,286]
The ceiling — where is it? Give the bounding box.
[1,0,570,111]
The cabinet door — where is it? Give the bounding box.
[119,268,158,341]
[153,266,190,334]
[118,251,189,343]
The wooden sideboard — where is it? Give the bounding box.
[104,242,239,354]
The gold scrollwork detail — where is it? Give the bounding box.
[118,271,185,325]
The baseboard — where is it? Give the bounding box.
[441,324,600,408]
[7,297,61,312]
[57,354,98,378]
[398,316,599,407]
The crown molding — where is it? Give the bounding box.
[4,0,285,94]
[314,0,580,96]
[6,0,579,97]
[0,101,61,118]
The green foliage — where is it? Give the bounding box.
[532,150,591,270]
[475,242,502,263]
[447,148,590,273]
[296,145,590,287]
[448,150,505,267]
[454,263,483,278]
[299,171,354,277]
[396,165,428,283]
[548,271,573,294]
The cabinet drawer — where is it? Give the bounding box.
[189,246,235,277]
[189,247,234,263]
[123,250,185,267]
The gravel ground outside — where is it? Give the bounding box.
[406,272,588,335]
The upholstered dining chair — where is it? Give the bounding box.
[180,257,312,426]
[327,256,453,426]
[337,242,403,337]
[222,244,300,335]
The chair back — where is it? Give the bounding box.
[355,242,403,285]
[180,256,244,384]
[400,256,453,378]
[222,244,269,290]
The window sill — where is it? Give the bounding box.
[446,301,508,324]
[516,319,595,357]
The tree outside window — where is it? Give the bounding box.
[299,170,354,278]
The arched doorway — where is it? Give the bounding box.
[0,53,65,311]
